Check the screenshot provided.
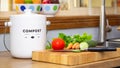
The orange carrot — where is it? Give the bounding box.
[72,42,79,49]
[75,43,80,49]
[66,43,73,49]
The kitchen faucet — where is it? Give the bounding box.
[99,0,112,46]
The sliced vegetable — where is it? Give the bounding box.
[66,43,73,49]
[72,42,79,49]
[75,43,80,49]
[80,42,89,50]
[58,32,92,47]
[72,50,81,53]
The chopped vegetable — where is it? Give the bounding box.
[80,42,89,50]
[46,32,95,50]
[58,32,92,47]
[72,42,79,49]
[72,50,81,53]
[75,43,80,49]
[66,43,73,49]
[67,42,80,49]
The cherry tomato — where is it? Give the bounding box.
[52,38,65,50]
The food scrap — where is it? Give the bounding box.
[46,33,97,51]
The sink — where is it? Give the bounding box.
[107,38,120,48]
[108,43,120,48]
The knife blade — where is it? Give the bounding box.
[51,47,116,52]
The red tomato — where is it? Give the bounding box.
[52,38,65,50]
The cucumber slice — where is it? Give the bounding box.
[72,50,81,53]
[80,42,89,50]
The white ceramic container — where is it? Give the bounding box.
[5,9,50,58]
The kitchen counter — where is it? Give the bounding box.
[117,26,120,31]
[0,51,120,68]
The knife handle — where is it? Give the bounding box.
[87,47,116,52]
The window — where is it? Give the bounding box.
[58,0,120,16]
[0,0,120,16]
[0,0,13,11]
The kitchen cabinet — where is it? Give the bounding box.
[0,12,120,34]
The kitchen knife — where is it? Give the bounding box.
[51,47,116,52]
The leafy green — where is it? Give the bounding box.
[58,32,92,47]
[46,45,52,49]
[58,33,72,47]
[46,41,52,49]
[80,33,92,42]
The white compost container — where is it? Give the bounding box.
[5,9,50,58]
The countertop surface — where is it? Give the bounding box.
[0,51,120,68]
[117,26,120,31]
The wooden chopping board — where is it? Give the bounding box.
[32,48,120,66]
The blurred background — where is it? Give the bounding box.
[1,0,120,15]
[0,0,120,51]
